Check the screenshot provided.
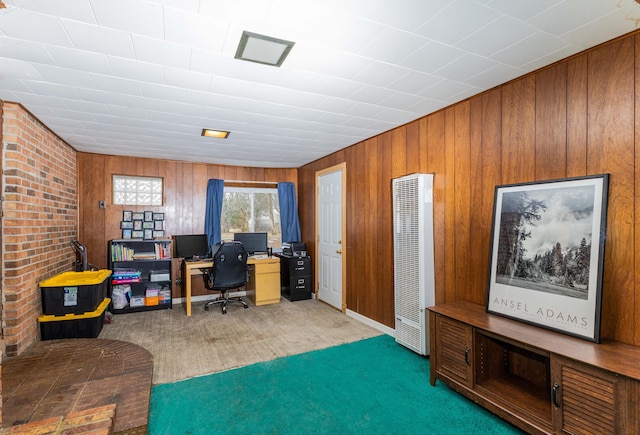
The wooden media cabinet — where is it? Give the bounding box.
[428,301,640,434]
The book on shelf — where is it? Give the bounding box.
[112,277,141,284]
[111,240,171,261]
[112,268,141,284]
[154,242,170,259]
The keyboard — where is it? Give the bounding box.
[250,254,269,260]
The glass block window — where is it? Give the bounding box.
[113,175,163,206]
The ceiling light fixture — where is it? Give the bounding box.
[234,31,295,67]
[201,129,230,139]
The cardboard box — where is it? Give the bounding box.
[145,296,159,306]
[130,296,145,307]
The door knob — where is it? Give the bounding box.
[336,249,342,254]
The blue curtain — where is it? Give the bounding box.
[205,179,225,248]
[278,182,301,243]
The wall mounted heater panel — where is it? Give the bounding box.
[392,173,435,355]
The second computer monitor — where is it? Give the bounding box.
[233,232,268,255]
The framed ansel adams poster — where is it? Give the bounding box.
[486,174,609,342]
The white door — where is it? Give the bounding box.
[317,166,344,310]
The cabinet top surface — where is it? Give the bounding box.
[429,301,640,381]
[110,239,172,243]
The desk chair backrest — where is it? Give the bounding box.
[209,241,248,291]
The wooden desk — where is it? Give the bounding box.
[182,256,280,316]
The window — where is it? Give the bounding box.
[113,175,163,206]
[221,187,281,248]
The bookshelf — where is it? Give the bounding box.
[108,239,172,314]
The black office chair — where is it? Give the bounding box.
[204,241,249,314]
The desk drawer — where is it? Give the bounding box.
[255,262,280,274]
[288,276,311,290]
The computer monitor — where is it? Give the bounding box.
[174,234,210,259]
[233,232,268,255]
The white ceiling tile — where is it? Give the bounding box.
[198,0,270,21]
[0,78,31,94]
[291,46,375,81]
[421,79,473,102]
[353,61,410,87]
[62,19,135,58]
[163,8,229,52]
[89,74,143,97]
[0,57,41,80]
[367,0,454,31]
[50,107,97,123]
[520,44,583,73]
[560,7,639,49]
[132,35,191,69]
[14,0,96,22]
[465,63,523,89]
[190,49,243,77]
[387,71,441,94]
[109,56,164,83]
[416,0,501,45]
[64,99,111,116]
[380,92,425,110]
[484,0,559,21]
[406,98,448,116]
[45,45,113,74]
[0,37,56,64]
[434,53,497,83]
[137,82,179,103]
[527,0,631,36]
[31,64,95,89]
[399,41,466,73]
[313,77,364,99]
[447,85,483,103]
[359,27,428,64]
[491,32,571,68]
[90,0,164,38]
[0,9,72,46]
[457,15,537,57]
[163,67,212,91]
[208,76,255,99]
[349,85,396,105]
[315,96,358,114]
[9,91,72,109]
[75,88,126,106]
[305,13,389,54]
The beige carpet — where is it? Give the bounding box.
[98,297,383,384]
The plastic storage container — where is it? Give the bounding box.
[38,298,110,340]
[39,270,111,315]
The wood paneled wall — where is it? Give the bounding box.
[298,33,640,346]
[77,153,297,274]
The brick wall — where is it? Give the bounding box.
[2,102,78,357]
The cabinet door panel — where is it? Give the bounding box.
[552,355,621,434]
[435,315,473,388]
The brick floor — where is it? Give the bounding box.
[1,339,153,434]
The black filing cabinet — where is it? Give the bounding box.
[277,254,312,301]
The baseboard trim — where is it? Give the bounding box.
[346,309,394,336]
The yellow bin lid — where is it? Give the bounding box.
[39,269,112,287]
[38,298,111,322]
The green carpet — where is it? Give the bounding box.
[149,335,523,434]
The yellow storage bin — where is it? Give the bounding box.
[39,270,112,315]
[38,298,110,341]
